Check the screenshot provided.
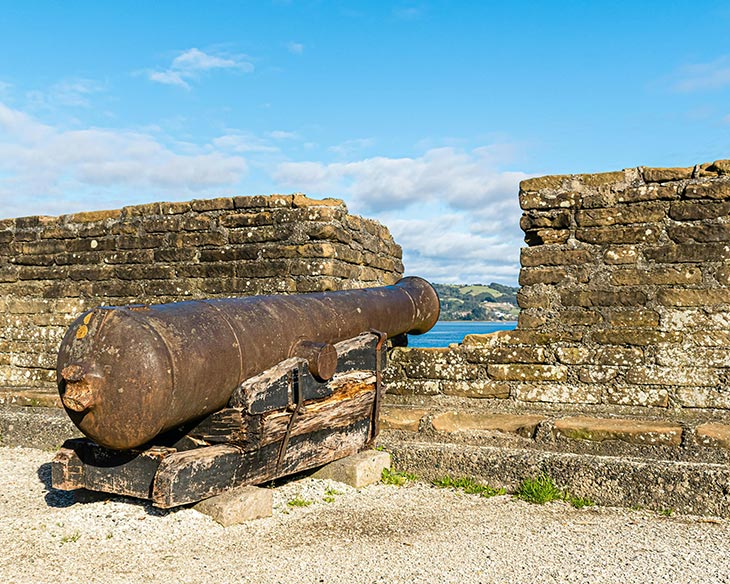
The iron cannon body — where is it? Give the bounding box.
[57,277,439,450]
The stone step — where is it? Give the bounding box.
[0,388,61,408]
[379,405,730,464]
[377,437,730,517]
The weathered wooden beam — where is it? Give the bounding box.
[151,418,371,508]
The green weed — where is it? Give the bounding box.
[516,473,565,504]
[60,531,81,544]
[381,467,417,486]
[432,475,505,498]
[568,495,595,509]
[287,496,312,508]
[323,486,342,503]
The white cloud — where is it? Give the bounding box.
[212,133,279,153]
[147,48,254,89]
[329,138,375,157]
[673,56,730,92]
[268,130,299,140]
[274,146,528,212]
[0,102,247,218]
[273,146,528,284]
[287,42,304,55]
[23,78,106,111]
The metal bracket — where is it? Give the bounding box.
[276,365,305,473]
[368,329,388,443]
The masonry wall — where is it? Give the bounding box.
[387,159,730,412]
[0,194,403,388]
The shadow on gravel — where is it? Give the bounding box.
[36,461,176,517]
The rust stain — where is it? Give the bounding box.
[75,325,88,340]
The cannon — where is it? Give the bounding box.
[52,277,439,507]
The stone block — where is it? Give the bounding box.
[620,183,680,203]
[626,366,720,387]
[311,450,391,488]
[518,267,567,286]
[577,170,627,186]
[578,366,618,383]
[605,386,669,407]
[520,210,572,230]
[677,388,730,409]
[516,288,551,309]
[385,380,441,396]
[707,159,730,174]
[684,180,730,199]
[442,380,510,399]
[561,289,647,307]
[431,411,545,438]
[379,407,427,432]
[487,364,567,382]
[604,309,660,328]
[668,223,730,243]
[292,194,345,208]
[560,309,603,326]
[591,330,683,345]
[194,485,272,527]
[611,266,702,286]
[656,345,730,368]
[517,310,548,329]
[604,246,639,264]
[66,209,120,223]
[554,416,682,446]
[657,289,730,307]
[463,345,547,364]
[575,202,665,227]
[513,383,601,404]
[641,166,694,182]
[519,175,570,193]
[644,243,730,263]
[696,423,730,449]
[594,346,644,366]
[190,197,234,211]
[576,226,660,245]
[556,346,592,364]
[524,228,570,246]
[520,246,594,267]
[669,200,730,221]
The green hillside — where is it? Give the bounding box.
[433,283,519,321]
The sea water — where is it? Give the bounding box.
[406,320,517,348]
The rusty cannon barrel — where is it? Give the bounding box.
[57,277,440,450]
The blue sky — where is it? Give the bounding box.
[1,1,729,285]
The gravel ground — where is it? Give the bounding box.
[1,446,729,584]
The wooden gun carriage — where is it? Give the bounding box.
[51,278,439,508]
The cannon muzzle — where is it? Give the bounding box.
[57,277,439,450]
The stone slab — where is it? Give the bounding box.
[194,485,273,527]
[696,423,730,449]
[379,437,730,517]
[0,405,79,450]
[311,449,391,488]
[0,388,62,408]
[379,407,426,432]
[431,412,545,438]
[554,416,682,446]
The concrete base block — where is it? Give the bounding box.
[311,449,391,488]
[194,485,273,527]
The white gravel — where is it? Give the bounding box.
[1,446,730,584]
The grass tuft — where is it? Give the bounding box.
[287,495,312,508]
[568,495,595,509]
[516,473,565,504]
[381,467,417,486]
[432,475,505,498]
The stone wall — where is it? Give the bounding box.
[387,159,730,413]
[0,194,403,389]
